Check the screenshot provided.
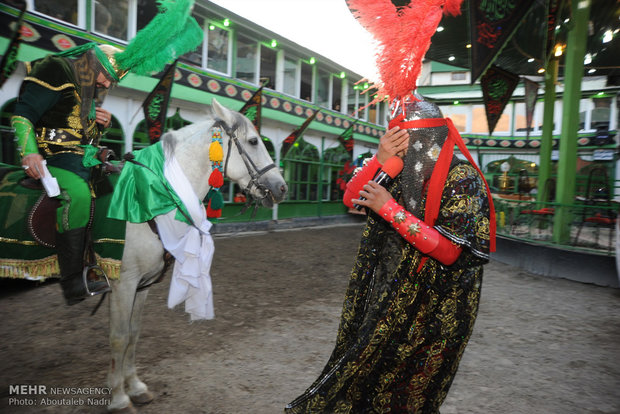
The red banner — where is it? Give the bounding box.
[142,60,177,144]
[481,65,519,135]
[281,110,319,158]
[337,122,357,158]
[469,0,535,83]
[239,86,263,134]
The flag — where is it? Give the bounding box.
[0,3,26,89]
[481,65,519,135]
[142,60,177,144]
[469,0,535,84]
[281,110,319,158]
[337,121,357,158]
[239,86,263,134]
[523,78,539,139]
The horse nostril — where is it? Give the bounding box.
[280,184,288,195]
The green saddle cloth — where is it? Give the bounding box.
[0,165,126,280]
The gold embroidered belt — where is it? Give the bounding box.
[36,127,83,145]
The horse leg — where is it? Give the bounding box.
[107,276,140,413]
[108,222,164,412]
[123,287,154,405]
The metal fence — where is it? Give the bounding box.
[494,197,617,255]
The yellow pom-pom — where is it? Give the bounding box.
[209,141,223,162]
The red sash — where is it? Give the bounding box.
[388,116,496,253]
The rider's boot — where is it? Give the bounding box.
[56,228,110,306]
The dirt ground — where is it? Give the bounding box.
[0,223,619,414]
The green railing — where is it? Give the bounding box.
[494,196,617,255]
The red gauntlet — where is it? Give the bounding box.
[343,155,382,208]
[378,198,462,265]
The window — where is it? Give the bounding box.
[94,1,112,35]
[300,62,313,101]
[472,104,510,134]
[332,76,342,111]
[592,97,612,130]
[316,69,329,108]
[451,71,467,81]
[471,105,489,133]
[180,15,204,67]
[207,24,230,74]
[366,87,379,123]
[95,0,129,39]
[33,0,79,26]
[260,45,277,89]
[358,92,368,121]
[283,55,298,96]
[322,146,350,201]
[514,102,531,134]
[377,101,387,126]
[347,81,357,116]
[282,139,320,201]
[439,104,468,132]
[236,35,257,84]
[136,0,158,31]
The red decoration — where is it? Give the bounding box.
[206,203,222,218]
[208,169,224,188]
[346,0,463,104]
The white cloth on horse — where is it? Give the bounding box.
[154,153,215,321]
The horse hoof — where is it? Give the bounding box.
[108,402,137,414]
[129,390,154,405]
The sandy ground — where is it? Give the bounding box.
[0,224,619,414]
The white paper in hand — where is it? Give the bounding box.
[39,160,60,197]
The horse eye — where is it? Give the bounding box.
[248,137,259,146]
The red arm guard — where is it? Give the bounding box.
[378,198,462,266]
[343,155,382,208]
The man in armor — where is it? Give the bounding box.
[11,43,123,305]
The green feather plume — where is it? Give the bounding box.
[116,0,203,75]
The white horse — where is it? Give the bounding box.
[106,98,287,413]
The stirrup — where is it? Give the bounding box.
[82,265,111,296]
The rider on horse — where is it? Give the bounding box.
[9,1,204,306]
[11,43,124,305]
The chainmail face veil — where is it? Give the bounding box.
[396,97,456,219]
[69,49,110,130]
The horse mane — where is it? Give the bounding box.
[160,105,250,160]
[160,118,218,159]
[205,105,251,136]
[161,131,178,159]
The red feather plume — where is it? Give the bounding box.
[347,0,463,104]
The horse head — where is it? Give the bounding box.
[210,98,287,208]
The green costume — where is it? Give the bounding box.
[11,46,116,305]
[7,0,204,305]
[12,50,113,228]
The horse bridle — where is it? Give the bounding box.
[213,119,277,204]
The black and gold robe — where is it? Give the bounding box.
[286,162,491,414]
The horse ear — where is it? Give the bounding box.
[211,98,235,125]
